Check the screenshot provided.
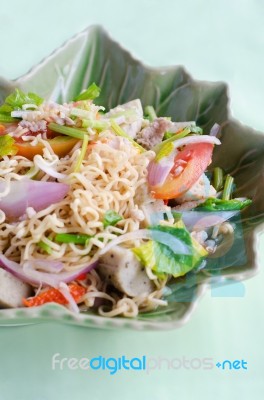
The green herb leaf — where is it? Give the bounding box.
[103,210,123,228]
[0,135,18,158]
[74,83,101,101]
[196,197,252,211]
[55,233,92,245]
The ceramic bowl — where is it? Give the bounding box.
[0,26,263,330]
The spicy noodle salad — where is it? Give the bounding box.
[0,84,252,317]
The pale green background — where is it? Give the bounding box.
[0,1,264,399]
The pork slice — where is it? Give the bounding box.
[0,268,32,308]
[136,118,171,150]
[98,246,155,297]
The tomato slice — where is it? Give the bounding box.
[150,142,214,200]
[15,136,79,160]
[0,124,5,135]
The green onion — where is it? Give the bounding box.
[153,127,191,153]
[37,241,52,254]
[103,210,123,228]
[55,233,92,245]
[110,119,145,152]
[48,123,87,140]
[74,83,101,101]
[145,105,157,121]
[222,175,234,200]
[82,119,110,130]
[0,113,18,123]
[213,167,224,191]
[74,134,89,173]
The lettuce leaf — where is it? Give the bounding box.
[0,135,18,157]
[0,89,43,118]
[132,223,207,279]
[4,89,43,109]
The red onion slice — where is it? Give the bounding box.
[0,254,98,287]
[31,259,64,273]
[209,123,221,137]
[170,134,221,149]
[147,160,174,187]
[0,180,69,219]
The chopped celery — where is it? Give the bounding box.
[153,127,191,154]
[48,123,87,140]
[163,125,202,141]
[163,132,175,141]
[74,83,101,101]
[110,119,145,152]
[71,108,93,119]
[74,134,89,173]
[213,167,224,191]
[145,106,157,121]
[222,175,234,200]
[82,119,110,130]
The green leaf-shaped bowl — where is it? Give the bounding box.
[0,26,263,330]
